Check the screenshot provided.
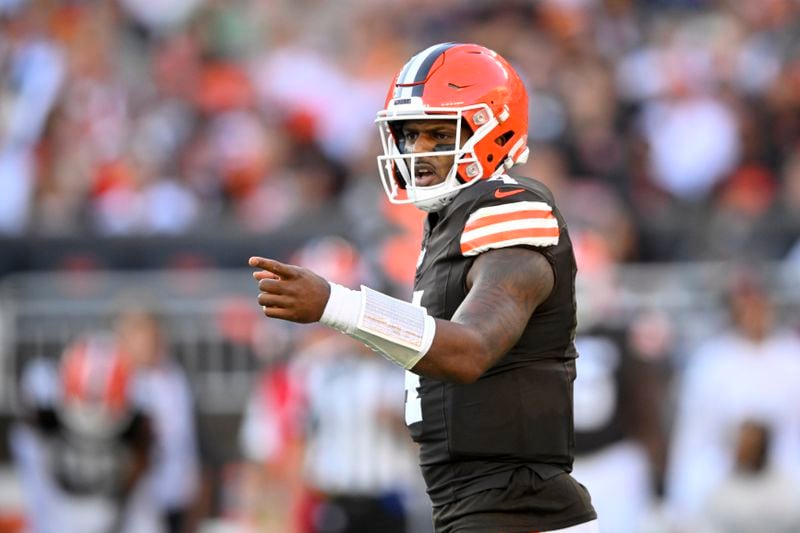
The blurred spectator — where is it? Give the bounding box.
[238,343,306,532]
[664,271,800,529]
[699,163,779,261]
[116,304,201,533]
[640,90,740,202]
[10,334,161,533]
[776,152,800,261]
[572,271,672,533]
[700,420,800,533]
[238,237,426,533]
[240,332,422,533]
[0,0,65,234]
[118,0,203,35]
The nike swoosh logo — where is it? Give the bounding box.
[494,188,525,199]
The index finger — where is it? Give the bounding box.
[248,256,297,279]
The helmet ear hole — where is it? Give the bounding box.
[494,131,514,147]
[487,154,494,162]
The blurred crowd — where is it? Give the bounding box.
[1,0,799,266]
[3,0,800,532]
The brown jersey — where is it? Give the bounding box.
[406,175,580,505]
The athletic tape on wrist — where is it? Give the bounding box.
[319,281,436,369]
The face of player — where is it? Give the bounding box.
[399,119,472,187]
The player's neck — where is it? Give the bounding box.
[427,211,440,229]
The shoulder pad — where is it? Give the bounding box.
[458,176,559,256]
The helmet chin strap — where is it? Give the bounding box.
[414,190,460,212]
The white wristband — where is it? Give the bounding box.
[319,282,361,335]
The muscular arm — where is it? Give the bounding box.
[412,247,554,383]
[249,247,554,384]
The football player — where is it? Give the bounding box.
[250,43,598,532]
[12,334,161,533]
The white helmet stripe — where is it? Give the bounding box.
[395,43,457,99]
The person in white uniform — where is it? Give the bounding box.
[665,274,800,529]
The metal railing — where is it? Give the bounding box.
[1,262,799,415]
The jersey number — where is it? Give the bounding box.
[405,290,425,425]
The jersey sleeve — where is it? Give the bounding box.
[459,187,560,257]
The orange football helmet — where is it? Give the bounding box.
[376,43,529,212]
[60,333,133,436]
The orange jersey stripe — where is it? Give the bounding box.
[464,209,554,233]
[460,227,560,254]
